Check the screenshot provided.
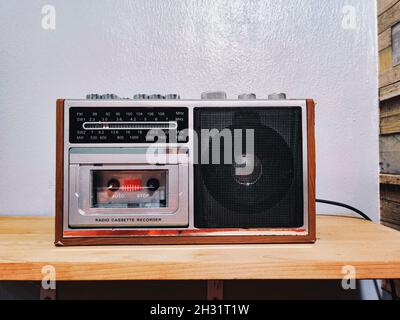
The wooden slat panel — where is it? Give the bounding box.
[379,2,400,296]
[378,1,400,34]
[380,60,400,87]
[380,109,400,135]
[379,28,392,51]
[381,183,400,201]
[378,0,400,16]
[380,97,400,134]
[382,219,400,231]
[380,47,393,76]
[381,173,400,185]
[380,80,400,100]
[380,134,400,172]
[380,184,400,230]
[380,115,400,134]
[381,95,400,116]
[381,199,400,225]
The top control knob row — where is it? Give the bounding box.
[86,93,180,100]
[86,92,287,100]
[200,91,287,100]
[201,92,258,100]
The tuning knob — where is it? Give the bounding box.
[201,91,227,100]
[268,93,287,100]
[238,93,257,100]
[165,94,180,100]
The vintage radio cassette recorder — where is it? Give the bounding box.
[55,92,316,246]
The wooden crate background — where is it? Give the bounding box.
[379,0,400,100]
[378,0,400,297]
[379,0,400,229]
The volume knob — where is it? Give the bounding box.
[201,91,227,100]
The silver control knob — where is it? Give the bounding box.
[268,93,287,100]
[148,94,165,100]
[133,94,149,100]
[238,93,257,100]
[165,94,180,100]
[101,93,118,100]
[201,91,227,100]
[86,93,118,100]
[86,93,100,99]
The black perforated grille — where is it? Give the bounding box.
[194,107,304,228]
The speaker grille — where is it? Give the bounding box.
[194,107,304,228]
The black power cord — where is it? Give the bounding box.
[316,199,372,221]
[316,198,398,301]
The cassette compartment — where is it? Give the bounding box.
[67,148,189,228]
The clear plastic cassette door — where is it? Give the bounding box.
[92,170,168,209]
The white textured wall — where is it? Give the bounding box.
[0,0,378,219]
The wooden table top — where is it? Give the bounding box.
[0,215,400,281]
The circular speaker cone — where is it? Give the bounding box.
[201,124,294,213]
[232,154,263,186]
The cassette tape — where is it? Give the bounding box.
[92,170,167,209]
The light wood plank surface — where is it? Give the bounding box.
[0,216,400,281]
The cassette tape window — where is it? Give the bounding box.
[91,170,168,209]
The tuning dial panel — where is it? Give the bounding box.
[69,107,189,144]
